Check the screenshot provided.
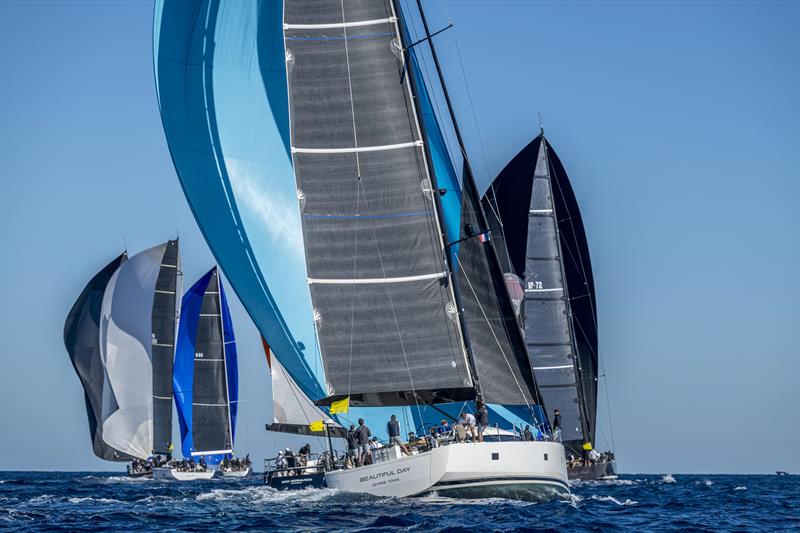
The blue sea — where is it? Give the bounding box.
[1,472,797,531]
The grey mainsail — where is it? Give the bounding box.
[284,0,473,405]
[483,134,598,452]
[64,253,130,461]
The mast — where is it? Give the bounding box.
[392,0,481,401]
[411,0,543,407]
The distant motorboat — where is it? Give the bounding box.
[775,470,789,476]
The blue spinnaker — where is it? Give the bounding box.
[154,0,324,400]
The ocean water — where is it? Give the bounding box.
[1,472,797,531]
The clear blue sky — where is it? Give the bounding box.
[1,0,797,474]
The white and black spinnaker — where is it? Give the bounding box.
[483,133,600,456]
[173,267,238,464]
[64,240,181,461]
[263,338,346,439]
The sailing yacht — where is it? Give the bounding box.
[483,132,617,481]
[154,267,241,480]
[154,0,569,500]
[64,241,180,477]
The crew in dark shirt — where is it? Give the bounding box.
[355,418,371,466]
[552,408,562,439]
[386,414,410,455]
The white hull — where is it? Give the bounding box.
[325,441,569,502]
[221,467,251,478]
[152,467,215,481]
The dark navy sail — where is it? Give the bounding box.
[483,133,599,453]
[64,253,130,462]
[283,0,473,405]
[174,267,237,462]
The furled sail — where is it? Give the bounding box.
[264,339,346,439]
[283,0,473,405]
[64,253,130,461]
[154,0,325,401]
[174,267,236,460]
[98,240,180,460]
[483,133,598,453]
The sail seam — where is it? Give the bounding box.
[284,17,396,30]
[308,272,445,285]
[534,365,574,370]
[291,140,422,154]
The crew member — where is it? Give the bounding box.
[476,400,489,442]
[387,414,410,455]
[552,408,562,440]
[458,411,476,441]
[523,424,533,441]
[355,418,371,466]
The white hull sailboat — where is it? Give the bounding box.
[326,441,568,501]
[220,467,251,478]
[152,467,215,482]
[156,0,572,502]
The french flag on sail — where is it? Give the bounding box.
[478,231,491,243]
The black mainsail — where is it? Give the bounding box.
[483,133,599,453]
[152,240,179,455]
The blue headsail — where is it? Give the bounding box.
[174,267,238,463]
[154,0,325,401]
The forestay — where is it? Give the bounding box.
[283,0,472,405]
